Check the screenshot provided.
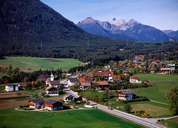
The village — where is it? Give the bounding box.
[0,55,178,117]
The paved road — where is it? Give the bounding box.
[149,115,178,123]
[89,101,166,128]
[68,90,166,128]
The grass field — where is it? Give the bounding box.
[131,102,171,117]
[0,57,82,72]
[0,109,143,128]
[133,74,178,104]
[161,117,178,128]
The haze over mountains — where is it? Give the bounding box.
[78,17,178,42]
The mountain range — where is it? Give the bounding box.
[78,17,178,43]
[0,0,178,61]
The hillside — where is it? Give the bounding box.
[0,0,116,57]
[164,30,178,41]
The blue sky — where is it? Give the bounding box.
[42,0,178,30]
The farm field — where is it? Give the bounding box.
[132,74,178,104]
[161,117,178,128]
[0,57,82,72]
[0,109,143,128]
[131,102,171,117]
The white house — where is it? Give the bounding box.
[129,76,142,84]
[5,83,20,92]
[45,86,59,96]
[117,90,136,101]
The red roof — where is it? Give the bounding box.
[130,76,140,81]
[79,75,92,86]
[95,80,109,86]
[94,70,113,77]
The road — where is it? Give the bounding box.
[68,90,166,128]
[89,101,166,128]
[149,115,178,124]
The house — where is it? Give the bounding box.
[113,75,122,81]
[45,100,63,111]
[94,80,109,90]
[60,79,69,91]
[160,64,176,74]
[117,90,136,101]
[67,77,78,87]
[93,70,113,81]
[65,94,82,103]
[133,55,145,64]
[5,83,20,92]
[65,94,77,102]
[148,60,161,73]
[45,86,59,96]
[129,76,142,84]
[28,99,45,109]
[46,80,60,87]
[79,75,92,90]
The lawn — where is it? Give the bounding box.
[131,102,171,117]
[80,90,106,103]
[161,117,178,128]
[132,74,178,105]
[0,109,143,128]
[0,57,82,72]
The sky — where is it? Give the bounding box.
[42,0,178,30]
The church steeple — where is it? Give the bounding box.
[50,73,54,81]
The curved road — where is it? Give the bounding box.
[89,101,166,128]
[67,90,166,128]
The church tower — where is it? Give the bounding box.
[50,73,54,81]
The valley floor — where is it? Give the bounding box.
[0,57,81,72]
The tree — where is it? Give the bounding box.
[168,87,178,115]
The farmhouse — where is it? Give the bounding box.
[65,94,82,103]
[148,60,161,73]
[160,64,176,74]
[129,76,142,84]
[93,70,113,81]
[67,77,78,86]
[79,75,92,90]
[60,79,69,91]
[133,55,145,64]
[45,100,63,111]
[117,90,136,101]
[113,75,122,81]
[94,80,109,90]
[28,99,45,109]
[45,86,59,96]
[5,83,20,92]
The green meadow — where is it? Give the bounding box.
[161,117,178,128]
[129,74,178,117]
[0,57,82,72]
[133,74,178,104]
[0,109,143,128]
